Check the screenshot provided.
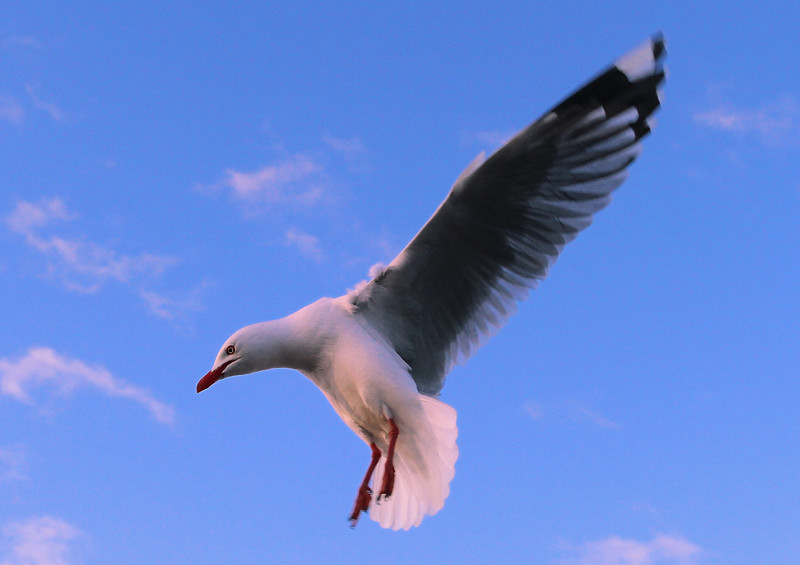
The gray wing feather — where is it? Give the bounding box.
[351,36,666,396]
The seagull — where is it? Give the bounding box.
[197,36,666,530]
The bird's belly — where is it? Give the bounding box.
[321,371,411,446]
[324,367,422,448]
[309,306,425,447]
[328,396,385,444]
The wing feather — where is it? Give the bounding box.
[351,35,666,396]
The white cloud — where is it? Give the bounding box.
[2,36,44,51]
[694,95,800,147]
[0,347,175,425]
[140,290,193,320]
[525,401,546,420]
[5,198,176,293]
[24,85,67,123]
[694,109,745,131]
[0,96,24,124]
[1,516,82,565]
[322,135,367,158]
[4,199,74,233]
[565,534,702,565]
[139,279,212,320]
[525,400,620,430]
[219,154,326,204]
[0,445,27,484]
[573,404,620,430]
[322,135,369,171]
[285,227,323,262]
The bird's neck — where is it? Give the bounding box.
[245,315,323,374]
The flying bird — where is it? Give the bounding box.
[197,36,666,530]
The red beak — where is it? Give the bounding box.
[196,359,235,393]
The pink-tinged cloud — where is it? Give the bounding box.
[525,399,620,429]
[322,135,369,171]
[3,35,44,50]
[5,198,176,293]
[285,227,323,262]
[1,516,82,565]
[694,96,799,147]
[221,154,325,204]
[322,135,367,157]
[0,444,27,483]
[139,278,212,320]
[25,85,68,123]
[567,533,703,565]
[5,198,74,232]
[0,347,175,425]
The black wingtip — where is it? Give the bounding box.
[651,32,667,60]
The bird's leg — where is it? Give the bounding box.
[349,442,381,528]
[378,418,399,500]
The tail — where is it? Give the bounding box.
[369,395,458,530]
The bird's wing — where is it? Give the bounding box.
[350,36,666,396]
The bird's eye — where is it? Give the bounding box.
[225,345,235,355]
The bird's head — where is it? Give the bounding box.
[196,327,257,393]
[196,310,321,394]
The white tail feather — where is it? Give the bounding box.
[369,395,458,530]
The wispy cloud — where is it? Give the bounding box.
[322,135,369,171]
[5,198,176,294]
[24,85,67,123]
[2,35,44,51]
[0,444,27,484]
[139,278,212,320]
[525,402,546,420]
[563,533,703,565]
[573,404,620,430]
[201,136,376,265]
[214,154,327,205]
[0,96,24,124]
[6,197,74,233]
[1,516,83,565]
[525,399,620,430]
[694,95,800,148]
[0,347,175,425]
[285,227,324,262]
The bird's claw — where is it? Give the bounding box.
[348,485,373,527]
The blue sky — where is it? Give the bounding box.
[1,2,799,564]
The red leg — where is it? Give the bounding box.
[379,418,399,500]
[349,442,381,528]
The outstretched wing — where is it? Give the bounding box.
[351,36,666,396]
